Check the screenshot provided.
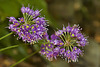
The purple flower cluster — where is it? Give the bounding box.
[40,24,88,62]
[7,6,88,63]
[8,6,48,44]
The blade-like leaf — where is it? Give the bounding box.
[10,50,39,67]
[0,45,19,52]
[0,32,13,40]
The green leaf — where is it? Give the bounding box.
[10,50,39,67]
[0,45,19,52]
[0,32,13,40]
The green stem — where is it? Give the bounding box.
[0,45,19,52]
[23,13,26,24]
[60,35,66,44]
[67,33,70,39]
[64,32,67,40]
[0,32,13,40]
[62,33,66,40]
[26,13,28,21]
[70,46,73,51]
[29,15,33,21]
[68,46,69,50]
[10,50,39,67]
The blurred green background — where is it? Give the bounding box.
[0,0,100,67]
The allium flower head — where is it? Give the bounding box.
[40,24,88,62]
[8,6,48,44]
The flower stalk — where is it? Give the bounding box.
[10,50,39,67]
[0,32,13,40]
[0,45,19,52]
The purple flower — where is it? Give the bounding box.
[60,48,65,55]
[33,10,40,18]
[21,6,26,13]
[40,24,88,62]
[9,17,16,22]
[70,51,78,62]
[51,34,59,40]
[13,21,20,27]
[63,25,67,32]
[66,24,72,33]
[8,6,48,44]
[53,47,60,59]
[47,44,53,49]
[28,9,34,15]
[55,30,63,36]
[46,50,53,61]
[43,32,49,40]
[65,50,71,58]
[25,7,30,13]
[18,17,24,22]
[40,44,46,55]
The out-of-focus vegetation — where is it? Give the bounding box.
[0,0,100,67]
